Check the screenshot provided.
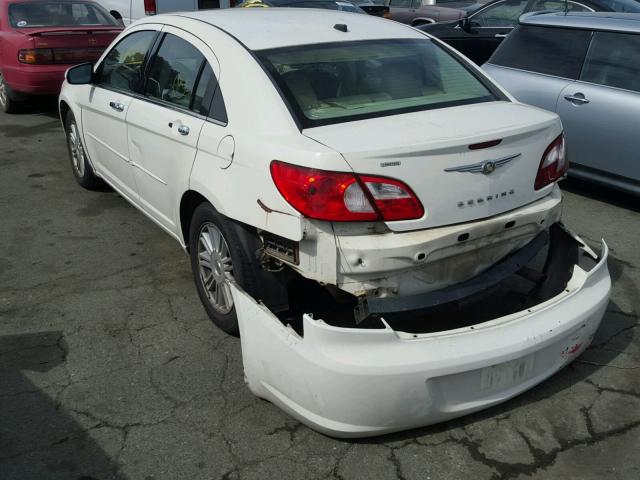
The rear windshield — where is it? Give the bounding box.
[256,39,500,128]
[8,1,119,28]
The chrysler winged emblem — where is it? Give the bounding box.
[444,153,521,175]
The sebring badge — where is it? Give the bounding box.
[444,153,521,175]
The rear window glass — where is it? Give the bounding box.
[489,25,591,79]
[257,39,500,128]
[8,1,119,28]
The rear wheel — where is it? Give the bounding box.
[189,203,263,335]
[0,72,21,114]
[65,111,104,190]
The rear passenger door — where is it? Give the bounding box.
[557,31,640,182]
[388,0,418,24]
[126,27,220,235]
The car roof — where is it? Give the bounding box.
[520,11,640,33]
[170,8,424,50]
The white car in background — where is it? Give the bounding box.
[59,9,610,437]
[95,0,228,24]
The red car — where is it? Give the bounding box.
[0,0,122,112]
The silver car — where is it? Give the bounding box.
[483,12,640,195]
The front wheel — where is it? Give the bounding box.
[189,203,263,335]
[65,111,104,190]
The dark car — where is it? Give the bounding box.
[419,0,640,64]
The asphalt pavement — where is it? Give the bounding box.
[1,101,639,480]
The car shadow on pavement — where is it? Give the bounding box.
[0,331,126,480]
[8,95,59,118]
[563,177,639,213]
[353,253,637,445]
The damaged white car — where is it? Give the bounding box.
[59,9,611,437]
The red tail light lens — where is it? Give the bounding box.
[270,161,424,222]
[18,49,53,64]
[144,0,157,15]
[535,133,569,190]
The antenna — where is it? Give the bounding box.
[564,0,569,15]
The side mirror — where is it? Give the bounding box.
[421,0,436,5]
[459,17,471,30]
[66,63,94,85]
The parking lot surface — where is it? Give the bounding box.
[1,104,639,480]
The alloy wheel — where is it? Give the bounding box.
[197,223,234,314]
[67,120,85,177]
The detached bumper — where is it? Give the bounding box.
[232,230,610,438]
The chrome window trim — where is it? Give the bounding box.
[484,62,577,82]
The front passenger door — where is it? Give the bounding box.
[452,0,527,64]
[557,31,640,183]
[126,28,219,235]
[82,29,159,202]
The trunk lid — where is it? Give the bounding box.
[303,101,561,231]
[19,27,121,63]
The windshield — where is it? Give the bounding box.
[8,1,119,28]
[257,39,500,128]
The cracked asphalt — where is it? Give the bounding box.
[1,101,639,480]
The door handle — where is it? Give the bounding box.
[177,125,190,136]
[109,101,125,112]
[564,94,590,105]
[494,33,508,38]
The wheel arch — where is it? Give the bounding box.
[411,17,436,25]
[179,190,210,250]
[180,190,291,312]
[59,99,71,125]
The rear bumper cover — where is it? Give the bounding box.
[232,226,610,438]
[2,64,67,95]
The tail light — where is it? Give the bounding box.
[535,133,568,190]
[18,49,53,64]
[18,48,103,65]
[270,161,424,222]
[144,0,157,15]
[383,10,391,19]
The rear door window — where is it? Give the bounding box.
[580,31,640,93]
[469,0,528,28]
[529,0,593,11]
[95,30,158,94]
[145,33,205,110]
[390,0,413,7]
[488,25,591,79]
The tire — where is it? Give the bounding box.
[0,72,21,114]
[189,203,263,335]
[64,111,104,190]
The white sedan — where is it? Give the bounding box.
[59,8,610,437]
